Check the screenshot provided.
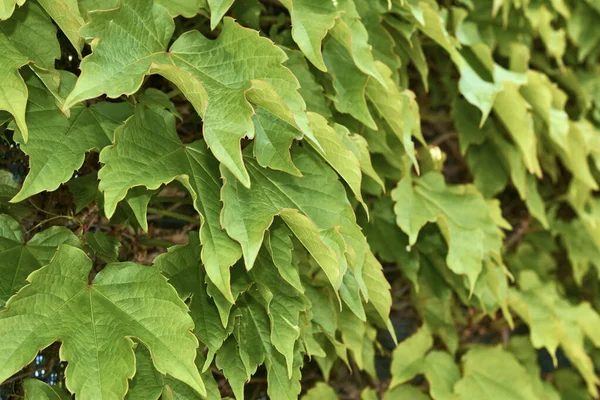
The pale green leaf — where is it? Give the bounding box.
[220,147,364,277]
[389,326,432,388]
[0,0,25,20]
[424,351,460,400]
[279,0,341,71]
[455,346,538,400]
[308,113,366,212]
[253,107,302,176]
[302,382,338,400]
[208,0,234,29]
[37,0,84,56]
[392,172,505,291]
[23,379,66,400]
[0,244,205,399]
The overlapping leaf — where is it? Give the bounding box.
[99,107,241,302]
[0,244,205,399]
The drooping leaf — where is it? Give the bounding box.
[99,107,242,302]
[391,172,506,291]
[154,234,229,368]
[12,74,133,202]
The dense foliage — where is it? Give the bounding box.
[1,0,600,398]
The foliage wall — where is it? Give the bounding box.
[1,0,600,399]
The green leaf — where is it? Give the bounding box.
[23,379,67,400]
[99,107,242,302]
[157,0,204,17]
[62,0,174,109]
[220,147,360,272]
[284,50,332,118]
[492,81,541,177]
[12,74,133,202]
[84,231,121,264]
[127,344,221,400]
[253,107,302,176]
[250,247,310,377]
[365,62,425,171]
[454,346,538,400]
[509,270,600,397]
[279,0,340,71]
[323,38,376,129]
[0,21,29,140]
[166,18,313,186]
[308,113,367,213]
[424,351,460,400]
[302,382,338,400]
[126,345,164,400]
[37,0,84,56]
[384,384,429,400]
[391,172,505,292]
[0,244,206,399]
[0,0,25,20]
[208,0,234,29]
[0,215,79,305]
[154,234,228,369]
[389,326,432,388]
[265,224,303,293]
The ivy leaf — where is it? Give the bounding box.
[158,0,204,17]
[279,0,341,71]
[423,351,460,400]
[0,0,24,20]
[265,224,303,293]
[509,270,600,397]
[253,107,302,176]
[12,74,133,202]
[389,326,432,388]
[84,231,121,264]
[99,107,242,302]
[284,50,332,118]
[64,1,313,186]
[127,344,221,400]
[365,62,425,170]
[154,234,229,369]
[0,244,206,399]
[308,113,367,213]
[36,0,84,56]
[23,379,69,400]
[208,0,234,29]
[220,148,356,269]
[455,346,538,400]
[0,14,33,139]
[62,0,173,109]
[392,172,506,292]
[250,247,310,377]
[0,214,79,305]
[323,38,376,129]
[493,81,542,177]
[167,18,313,186]
[384,384,429,400]
[302,382,338,400]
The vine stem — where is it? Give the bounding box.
[26,215,80,234]
[146,207,199,224]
